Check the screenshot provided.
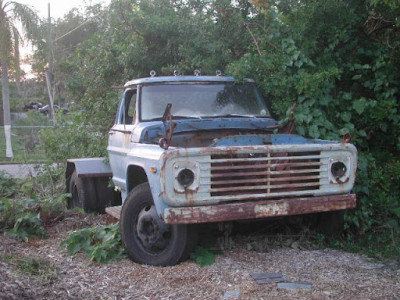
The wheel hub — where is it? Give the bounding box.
[136,205,170,251]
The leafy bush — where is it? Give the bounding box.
[0,168,67,241]
[190,246,223,267]
[60,223,126,263]
[40,113,109,162]
[5,212,48,242]
[343,158,400,259]
[23,0,399,259]
[1,197,37,230]
[227,0,400,258]
[0,171,17,198]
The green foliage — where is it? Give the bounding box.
[0,168,67,240]
[27,0,400,259]
[346,158,400,253]
[35,0,257,161]
[5,211,48,242]
[227,0,400,258]
[0,197,37,231]
[190,246,223,267]
[40,112,109,162]
[60,223,126,263]
[0,171,17,198]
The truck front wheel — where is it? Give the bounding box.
[120,183,196,266]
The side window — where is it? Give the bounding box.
[119,89,137,124]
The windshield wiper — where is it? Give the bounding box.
[203,114,272,119]
[159,103,176,150]
[223,114,256,118]
[173,115,202,119]
[145,115,201,122]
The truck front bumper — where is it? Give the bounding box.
[163,194,356,224]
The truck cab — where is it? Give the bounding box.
[66,74,357,266]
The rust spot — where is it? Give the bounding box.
[336,177,350,184]
[164,194,356,224]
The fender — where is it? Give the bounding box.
[66,157,112,178]
[66,157,113,192]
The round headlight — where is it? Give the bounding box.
[331,161,347,178]
[177,168,194,187]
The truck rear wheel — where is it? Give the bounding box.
[68,170,97,212]
[120,183,196,266]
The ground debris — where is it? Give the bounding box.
[223,289,240,300]
[277,281,313,290]
[0,213,399,299]
[250,272,286,284]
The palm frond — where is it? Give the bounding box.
[9,1,40,39]
[0,1,40,73]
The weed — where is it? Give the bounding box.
[0,171,17,198]
[0,168,67,241]
[5,212,48,242]
[60,223,126,263]
[0,198,39,231]
[190,246,223,267]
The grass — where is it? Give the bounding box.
[0,128,48,163]
[1,254,58,281]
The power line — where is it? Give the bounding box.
[53,17,94,43]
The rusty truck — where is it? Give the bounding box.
[66,72,357,266]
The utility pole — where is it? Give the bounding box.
[45,2,56,124]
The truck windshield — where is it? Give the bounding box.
[140,83,270,121]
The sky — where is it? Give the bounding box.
[18,0,109,19]
[17,0,110,76]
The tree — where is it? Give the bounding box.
[0,0,39,158]
[227,0,400,252]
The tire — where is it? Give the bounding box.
[317,210,345,237]
[93,177,117,213]
[68,170,97,212]
[120,183,197,266]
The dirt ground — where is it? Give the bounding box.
[0,213,399,300]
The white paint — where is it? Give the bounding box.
[255,202,288,216]
[4,125,14,158]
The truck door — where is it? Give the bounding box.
[107,88,137,190]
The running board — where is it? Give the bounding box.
[105,205,122,219]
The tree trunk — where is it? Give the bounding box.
[0,59,14,158]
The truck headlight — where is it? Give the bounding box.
[331,161,347,178]
[329,157,350,184]
[173,161,200,192]
[177,168,195,187]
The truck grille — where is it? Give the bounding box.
[209,151,322,197]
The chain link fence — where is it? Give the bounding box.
[0,125,53,162]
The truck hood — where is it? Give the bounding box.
[210,134,337,146]
[130,118,337,147]
[131,117,277,143]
